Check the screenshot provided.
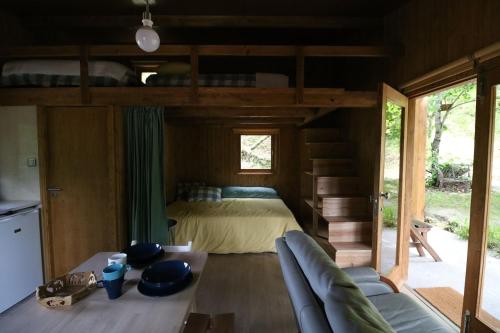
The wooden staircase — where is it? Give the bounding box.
[302,128,372,268]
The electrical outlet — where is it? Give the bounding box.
[27,157,37,167]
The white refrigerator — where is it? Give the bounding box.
[0,201,44,313]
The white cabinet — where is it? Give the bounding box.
[0,207,43,313]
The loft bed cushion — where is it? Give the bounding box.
[221,186,279,199]
[166,198,302,253]
[146,72,289,88]
[1,60,137,87]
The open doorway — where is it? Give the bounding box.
[382,80,500,327]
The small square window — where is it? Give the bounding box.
[234,129,279,174]
[240,134,272,170]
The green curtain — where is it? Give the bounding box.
[124,106,168,245]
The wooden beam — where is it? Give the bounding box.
[296,46,305,104]
[23,15,382,30]
[164,107,315,118]
[0,87,377,108]
[0,44,398,58]
[165,117,303,125]
[299,107,338,127]
[190,46,199,103]
[79,45,90,104]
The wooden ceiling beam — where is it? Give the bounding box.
[164,107,315,118]
[165,117,304,125]
[0,87,377,108]
[0,44,399,58]
[22,15,382,30]
[299,107,339,127]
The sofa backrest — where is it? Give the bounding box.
[276,237,332,333]
[277,231,395,333]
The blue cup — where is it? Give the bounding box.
[102,263,129,281]
[100,276,124,300]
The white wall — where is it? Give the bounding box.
[0,106,40,201]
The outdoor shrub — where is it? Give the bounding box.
[426,160,471,188]
[446,220,461,233]
[383,206,397,228]
[487,226,500,254]
[447,220,500,256]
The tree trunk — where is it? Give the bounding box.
[431,110,443,187]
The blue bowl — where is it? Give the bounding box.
[141,260,192,289]
[138,272,193,297]
[122,243,164,268]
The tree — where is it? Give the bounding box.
[427,82,476,187]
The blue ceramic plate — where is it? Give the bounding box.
[141,260,192,289]
[138,272,193,297]
[122,243,164,268]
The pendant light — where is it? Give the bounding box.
[135,0,160,53]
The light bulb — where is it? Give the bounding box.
[135,19,160,53]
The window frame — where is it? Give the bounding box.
[233,128,279,175]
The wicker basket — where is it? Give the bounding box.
[36,271,97,308]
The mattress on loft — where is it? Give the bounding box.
[1,60,138,87]
[146,72,289,87]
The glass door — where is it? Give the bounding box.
[463,65,500,333]
[373,83,409,284]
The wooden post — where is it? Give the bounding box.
[296,46,305,104]
[79,45,90,104]
[190,46,199,104]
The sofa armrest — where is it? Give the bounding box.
[342,267,380,283]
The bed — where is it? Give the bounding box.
[146,72,289,87]
[166,196,302,253]
[1,60,138,87]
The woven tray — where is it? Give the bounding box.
[36,271,97,308]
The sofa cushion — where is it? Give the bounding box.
[284,230,343,301]
[356,282,395,297]
[343,267,381,283]
[325,286,396,333]
[368,293,456,333]
[276,237,332,333]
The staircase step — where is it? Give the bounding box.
[327,220,372,243]
[317,176,361,195]
[330,242,372,268]
[321,196,369,217]
[307,142,354,159]
[305,128,342,143]
[313,159,356,176]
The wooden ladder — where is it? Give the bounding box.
[302,128,372,268]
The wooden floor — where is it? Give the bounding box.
[195,253,297,333]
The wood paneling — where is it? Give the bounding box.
[384,0,500,86]
[165,124,300,215]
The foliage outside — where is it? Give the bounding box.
[240,135,272,169]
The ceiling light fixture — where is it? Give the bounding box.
[135,0,160,53]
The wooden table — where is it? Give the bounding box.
[0,251,208,333]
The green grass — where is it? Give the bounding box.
[382,178,500,255]
[448,220,500,254]
[383,206,397,228]
[426,189,500,227]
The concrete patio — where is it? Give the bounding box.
[381,227,500,320]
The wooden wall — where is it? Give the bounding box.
[384,0,500,86]
[165,123,301,216]
[334,108,378,196]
